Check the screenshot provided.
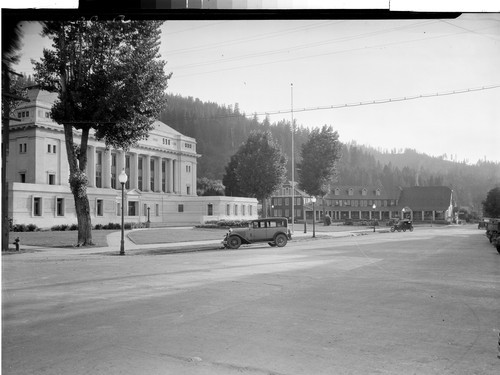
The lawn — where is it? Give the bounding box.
[7,230,115,249]
[127,227,227,245]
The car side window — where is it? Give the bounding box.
[268,221,276,228]
[253,222,260,228]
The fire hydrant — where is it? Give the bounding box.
[13,237,20,251]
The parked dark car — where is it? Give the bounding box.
[485,218,500,253]
[390,219,414,232]
[222,217,292,249]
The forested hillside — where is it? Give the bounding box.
[160,94,499,214]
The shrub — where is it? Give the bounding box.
[94,224,103,230]
[26,223,38,232]
[12,224,27,232]
[69,224,78,231]
[51,224,69,231]
[324,215,331,226]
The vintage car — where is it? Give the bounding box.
[222,217,292,249]
[485,218,500,253]
[390,219,414,232]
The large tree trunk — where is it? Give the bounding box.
[2,67,11,251]
[63,124,93,246]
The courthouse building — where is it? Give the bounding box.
[7,86,257,228]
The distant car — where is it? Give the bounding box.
[390,219,414,232]
[222,217,292,249]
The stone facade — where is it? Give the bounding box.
[7,87,257,228]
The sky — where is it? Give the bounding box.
[11,12,500,164]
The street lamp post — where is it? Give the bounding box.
[311,196,316,238]
[147,206,150,225]
[118,169,128,256]
[372,203,377,232]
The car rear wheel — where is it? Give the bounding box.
[275,233,288,247]
[227,236,241,249]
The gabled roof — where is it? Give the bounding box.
[325,185,396,200]
[398,186,452,211]
[150,120,184,137]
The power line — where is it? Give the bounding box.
[172,24,498,79]
[181,84,500,120]
[169,20,438,71]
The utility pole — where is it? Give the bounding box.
[291,83,294,234]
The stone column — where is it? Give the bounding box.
[103,149,112,188]
[86,145,95,187]
[144,155,151,192]
[154,156,161,192]
[168,158,174,193]
[130,152,138,189]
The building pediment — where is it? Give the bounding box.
[126,188,142,197]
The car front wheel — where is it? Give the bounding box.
[275,233,288,247]
[227,236,242,249]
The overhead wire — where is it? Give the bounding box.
[182,84,500,120]
[171,24,498,78]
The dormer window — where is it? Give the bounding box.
[375,189,381,196]
[361,188,367,196]
[348,188,353,196]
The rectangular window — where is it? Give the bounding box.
[45,111,50,118]
[125,155,130,190]
[111,153,117,189]
[207,204,213,216]
[56,198,64,216]
[138,156,143,191]
[234,204,238,216]
[155,204,159,216]
[20,173,26,183]
[178,204,184,213]
[18,112,22,118]
[21,111,25,118]
[226,204,230,216]
[19,143,27,154]
[48,145,51,153]
[95,151,102,188]
[128,201,137,216]
[187,185,191,195]
[162,160,166,192]
[150,159,155,191]
[117,202,121,216]
[249,205,253,216]
[53,145,56,153]
[96,199,104,216]
[33,197,42,216]
[48,173,55,185]
[242,205,246,216]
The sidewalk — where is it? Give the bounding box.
[91,226,383,255]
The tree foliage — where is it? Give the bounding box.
[197,177,225,196]
[298,125,341,197]
[482,187,500,218]
[222,131,287,214]
[33,20,170,245]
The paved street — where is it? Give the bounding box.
[2,225,499,374]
